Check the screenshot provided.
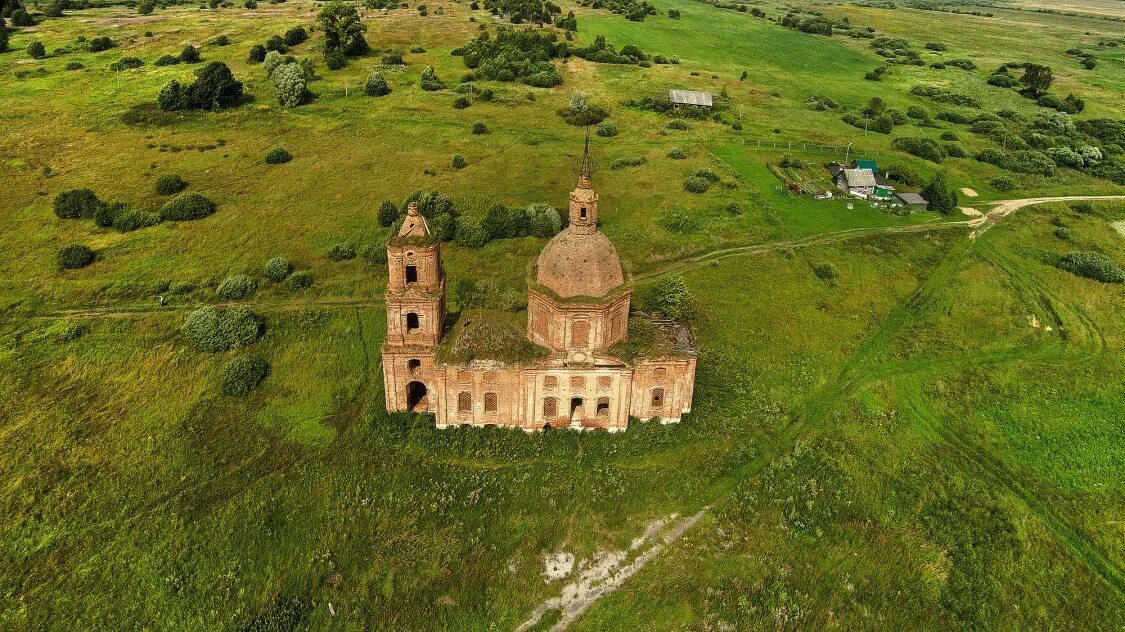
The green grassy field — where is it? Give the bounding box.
[1,0,1124,629]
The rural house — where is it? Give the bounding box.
[895,192,929,211]
[836,168,877,197]
[668,89,713,108]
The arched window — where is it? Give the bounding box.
[596,397,610,418]
[571,321,590,347]
[543,397,558,418]
[405,264,418,284]
[651,388,665,409]
[406,312,420,333]
[484,392,497,413]
[457,392,472,413]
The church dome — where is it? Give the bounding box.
[536,228,625,299]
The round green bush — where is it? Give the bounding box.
[472,121,488,135]
[179,45,200,63]
[154,54,180,66]
[220,355,269,396]
[65,61,85,70]
[57,244,95,270]
[595,121,618,137]
[28,41,46,59]
[112,208,161,232]
[53,188,102,219]
[364,73,390,96]
[1054,226,1074,241]
[247,44,267,63]
[813,262,839,281]
[216,274,257,300]
[362,242,389,265]
[990,176,1015,192]
[667,147,686,159]
[683,176,710,194]
[154,173,187,195]
[940,131,959,141]
[694,168,720,182]
[452,154,467,169]
[287,270,313,289]
[1057,251,1124,283]
[265,148,292,164]
[666,119,690,130]
[182,305,263,352]
[265,257,292,282]
[160,192,216,221]
[327,243,356,261]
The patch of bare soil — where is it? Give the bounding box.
[960,207,982,217]
[1113,220,1125,238]
[961,188,978,197]
[517,509,708,632]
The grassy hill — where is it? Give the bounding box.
[1,0,1123,629]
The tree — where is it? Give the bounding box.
[54,188,102,219]
[1021,63,1052,96]
[364,72,390,96]
[179,44,200,63]
[182,62,243,110]
[558,92,608,127]
[27,40,45,59]
[0,23,8,53]
[137,0,154,15]
[862,96,885,117]
[317,1,368,58]
[921,172,958,215]
[272,62,309,107]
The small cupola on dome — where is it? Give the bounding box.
[397,202,430,238]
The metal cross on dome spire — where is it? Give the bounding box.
[574,126,596,182]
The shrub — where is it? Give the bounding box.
[419,66,446,91]
[60,322,89,342]
[247,44,267,63]
[11,9,34,27]
[378,200,399,226]
[327,243,356,261]
[137,0,155,13]
[527,203,562,238]
[160,192,216,221]
[28,41,46,59]
[288,270,313,288]
[182,305,263,352]
[1070,201,1094,214]
[178,45,200,64]
[272,62,309,107]
[611,156,646,169]
[112,207,161,232]
[362,242,388,265]
[154,54,180,66]
[694,168,720,182]
[284,26,308,46]
[53,188,101,219]
[381,50,405,65]
[57,244,95,270]
[666,119,690,130]
[110,57,145,71]
[944,143,967,158]
[210,35,230,47]
[1054,226,1074,241]
[154,173,187,195]
[1058,251,1124,283]
[940,131,959,141]
[990,176,1015,192]
[472,121,488,134]
[325,48,347,70]
[216,274,257,300]
[813,262,838,282]
[452,154,467,169]
[595,121,618,137]
[453,96,471,109]
[683,176,710,194]
[479,88,493,101]
[454,216,489,247]
[364,72,390,96]
[265,256,292,282]
[906,105,929,120]
[263,50,285,75]
[220,355,269,396]
[891,136,946,163]
[644,276,690,320]
[265,148,292,164]
[65,61,84,70]
[921,172,958,214]
[157,61,243,111]
[667,147,686,159]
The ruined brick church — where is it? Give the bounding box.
[381,168,697,431]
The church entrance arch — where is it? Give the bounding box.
[407,381,428,412]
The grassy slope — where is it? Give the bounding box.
[0,0,1124,629]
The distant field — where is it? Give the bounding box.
[1,0,1124,629]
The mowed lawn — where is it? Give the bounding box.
[0,0,1124,629]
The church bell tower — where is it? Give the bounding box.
[382,202,445,412]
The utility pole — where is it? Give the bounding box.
[344,79,349,97]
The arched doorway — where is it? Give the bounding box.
[570,397,584,423]
[406,381,428,412]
